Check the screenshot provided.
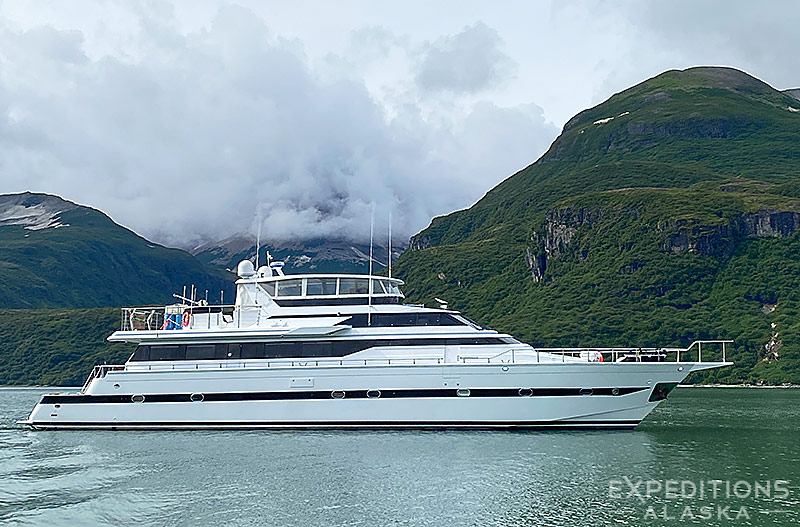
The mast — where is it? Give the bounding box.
[368,203,375,326]
[388,211,392,279]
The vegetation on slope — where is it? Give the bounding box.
[394,67,800,384]
[0,192,232,308]
[0,308,132,386]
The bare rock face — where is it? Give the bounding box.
[741,210,800,237]
[525,205,800,282]
[409,232,432,251]
[663,210,800,257]
[762,322,782,363]
[524,207,602,280]
[524,244,546,283]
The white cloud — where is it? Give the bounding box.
[2,0,796,248]
[0,5,557,247]
[415,22,516,94]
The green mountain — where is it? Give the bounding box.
[394,67,800,384]
[0,192,232,308]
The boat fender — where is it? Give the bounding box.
[181,310,191,328]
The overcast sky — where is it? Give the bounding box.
[1,1,798,247]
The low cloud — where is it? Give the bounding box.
[415,22,516,94]
[0,6,556,247]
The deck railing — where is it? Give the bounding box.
[86,340,732,381]
[120,306,237,331]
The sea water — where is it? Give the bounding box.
[1,387,798,526]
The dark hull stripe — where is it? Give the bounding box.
[28,419,642,431]
[41,387,648,404]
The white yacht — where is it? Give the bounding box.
[22,259,732,430]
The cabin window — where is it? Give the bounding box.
[371,280,385,294]
[301,342,332,357]
[383,281,401,295]
[339,278,369,295]
[306,278,337,296]
[260,282,276,296]
[149,345,185,361]
[186,344,216,360]
[276,279,303,297]
[241,342,265,358]
[264,343,298,358]
[131,345,150,361]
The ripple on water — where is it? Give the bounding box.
[0,387,799,526]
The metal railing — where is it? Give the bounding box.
[81,365,125,393]
[120,307,166,331]
[120,306,237,331]
[88,341,732,381]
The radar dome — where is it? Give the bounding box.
[237,260,255,278]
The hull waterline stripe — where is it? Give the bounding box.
[27,419,642,430]
[40,387,648,404]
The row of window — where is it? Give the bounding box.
[259,278,402,298]
[130,337,519,361]
[337,313,467,327]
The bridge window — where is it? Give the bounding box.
[276,279,303,297]
[260,282,276,296]
[307,278,337,296]
[340,278,369,295]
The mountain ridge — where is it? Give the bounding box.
[0,191,232,308]
[394,66,800,384]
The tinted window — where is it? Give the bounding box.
[225,343,241,359]
[186,344,215,360]
[376,313,416,326]
[149,345,185,361]
[131,345,149,361]
[241,342,264,358]
[264,343,297,358]
[371,280,385,294]
[307,278,337,296]
[301,342,332,357]
[276,279,303,297]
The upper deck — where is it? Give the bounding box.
[117,259,418,335]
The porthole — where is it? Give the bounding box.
[366,390,381,399]
[332,390,346,399]
[190,393,204,402]
[611,387,620,396]
[518,388,533,397]
[131,394,145,403]
[579,388,593,396]
[54,404,61,409]
[456,388,471,397]
[113,383,120,389]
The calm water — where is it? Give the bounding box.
[1,388,798,526]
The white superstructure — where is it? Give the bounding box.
[22,259,732,430]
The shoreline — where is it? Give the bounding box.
[680,384,800,389]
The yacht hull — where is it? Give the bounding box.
[22,361,725,430]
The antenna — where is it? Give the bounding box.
[255,211,262,269]
[368,202,375,326]
[388,210,392,278]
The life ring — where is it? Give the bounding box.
[181,310,191,328]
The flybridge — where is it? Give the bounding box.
[119,258,409,333]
